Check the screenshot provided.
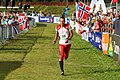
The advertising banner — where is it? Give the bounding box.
[108,35,113,57]
[54,17,60,23]
[102,32,109,55]
[39,16,54,23]
[53,17,70,24]
[88,32,102,51]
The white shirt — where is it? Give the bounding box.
[56,24,72,45]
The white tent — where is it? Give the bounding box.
[90,0,107,14]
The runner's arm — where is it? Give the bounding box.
[53,31,58,44]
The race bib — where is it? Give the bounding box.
[62,34,66,39]
[60,33,68,40]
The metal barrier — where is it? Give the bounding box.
[0,18,35,44]
[28,17,35,29]
[2,26,7,41]
[110,34,120,65]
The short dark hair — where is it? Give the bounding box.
[60,16,65,22]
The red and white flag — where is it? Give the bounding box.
[111,0,118,4]
[19,16,27,30]
[78,2,91,20]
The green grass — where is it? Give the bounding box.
[0,23,120,80]
[34,5,75,16]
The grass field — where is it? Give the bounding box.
[0,23,120,80]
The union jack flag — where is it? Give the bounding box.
[78,2,91,20]
[19,16,27,30]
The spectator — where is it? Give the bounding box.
[75,18,82,34]
[62,5,70,17]
[47,12,52,17]
[113,13,120,35]
[81,22,89,41]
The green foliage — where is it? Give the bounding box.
[44,6,65,15]
[34,5,75,16]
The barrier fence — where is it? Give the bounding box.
[0,17,35,44]
[111,34,120,61]
[88,30,120,64]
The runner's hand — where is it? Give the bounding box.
[65,39,69,43]
[53,40,56,44]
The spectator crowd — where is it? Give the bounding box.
[70,10,120,41]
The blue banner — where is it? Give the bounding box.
[88,32,102,51]
[39,16,54,23]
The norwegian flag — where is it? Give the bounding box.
[78,2,91,20]
[111,0,118,4]
[19,16,27,30]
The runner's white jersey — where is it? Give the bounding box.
[56,24,72,45]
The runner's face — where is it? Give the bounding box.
[60,18,65,27]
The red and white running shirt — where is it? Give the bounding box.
[56,24,72,45]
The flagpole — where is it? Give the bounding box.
[66,0,68,6]
[87,0,88,5]
[116,1,118,14]
[110,1,112,8]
